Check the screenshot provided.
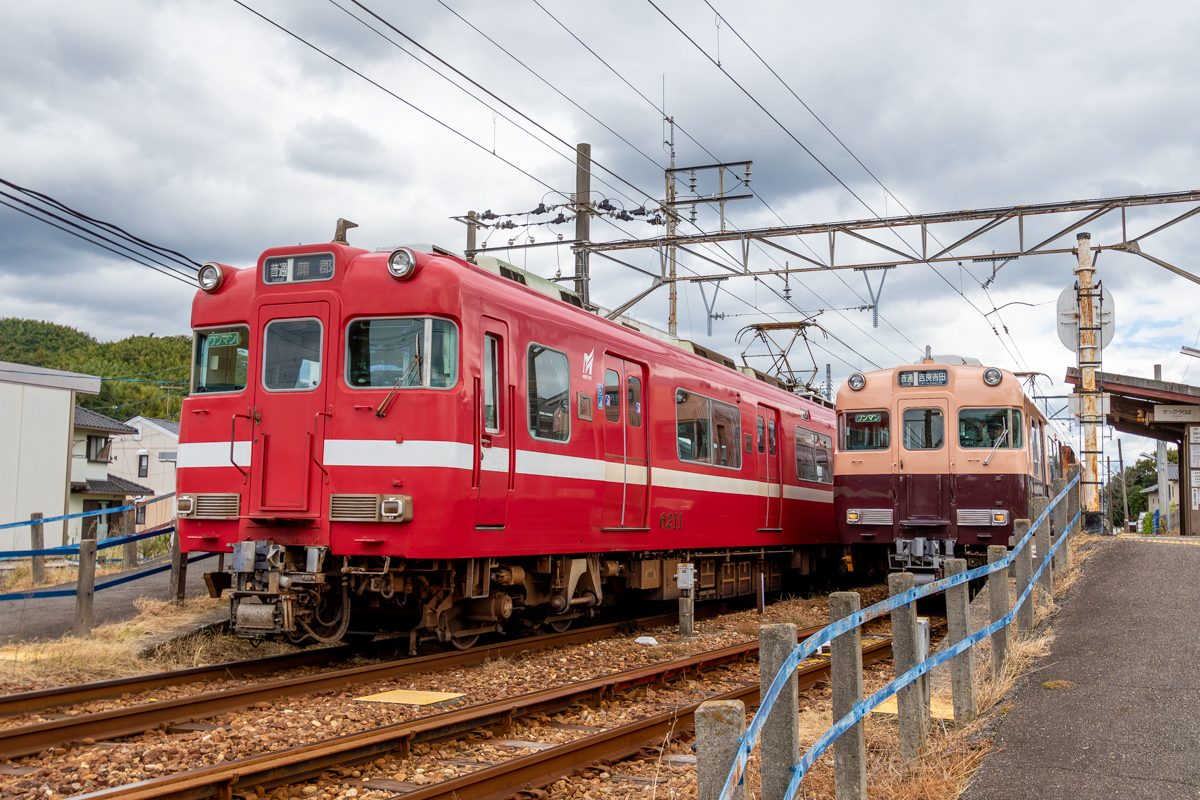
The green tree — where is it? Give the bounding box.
[1107,446,1177,530]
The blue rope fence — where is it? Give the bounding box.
[0,492,176,532]
[719,472,1082,800]
[0,550,218,603]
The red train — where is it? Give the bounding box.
[178,235,841,648]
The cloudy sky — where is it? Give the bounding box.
[2,0,1198,472]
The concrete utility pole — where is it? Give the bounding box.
[664,119,678,335]
[1155,364,1171,533]
[1117,438,1130,532]
[465,210,478,256]
[573,143,592,307]
[1075,232,1101,525]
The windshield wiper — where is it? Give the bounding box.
[984,423,1009,466]
[375,354,422,418]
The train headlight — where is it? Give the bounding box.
[387,247,418,279]
[198,263,225,293]
[983,367,1003,386]
[176,495,194,517]
[847,372,867,391]
[992,511,1008,525]
[846,510,861,524]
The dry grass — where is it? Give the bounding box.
[0,559,133,593]
[0,595,278,690]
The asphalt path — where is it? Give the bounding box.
[961,537,1200,799]
[0,554,215,643]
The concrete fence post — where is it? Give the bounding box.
[830,592,866,800]
[1030,496,1052,602]
[169,528,188,603]
[29,513,45,586]
[943,558,975,726]
[987,545,1009,678]
[888,573,925,761]
[122,509,139,572]
[74,529,97,636]
[1014,520,1033,635]
[696,700,747,800]
[1050,476,1068,576]
[759,624,798,800]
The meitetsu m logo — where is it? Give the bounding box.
[582,348,594,380]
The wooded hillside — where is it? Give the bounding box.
[0,318,190,422]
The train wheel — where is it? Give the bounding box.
[547,619,573,633]
[449,634,480,650]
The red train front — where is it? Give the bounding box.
[177,236,840,648]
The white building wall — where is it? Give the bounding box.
[110,420,178,531]
[0,383,70,550]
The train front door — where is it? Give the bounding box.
[897,398,950,522]
[757,404,782,530]
[249,303,331,517]
[601,358,648,529]
[476,318,511,527]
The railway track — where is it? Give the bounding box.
[0,611,723,759]
[64,633,893,800]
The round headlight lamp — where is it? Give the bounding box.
[198,263,225,293]
[983,367,1003,386]
[387,248,418,280]
[847,372,867,391]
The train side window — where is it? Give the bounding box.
[627,376,643,427]
[263,318,322,392]
[527,344,570,442]
[902,408,944,450]
[676,390,711,463]
[604,369,621,423]
[958,408,1023,448]
[744,432,753,453]
[483,334,499,433]
[841,411,890,450]
[192,326,250,394]
[711,399,741,469]
[757,416,766,453]
[768,419,777,456]
[796,443,817,481]
[815,447,832,483]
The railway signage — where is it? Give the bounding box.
[207,331,240,347]
[1056,283,1115,352]
[897,369,948,387]
[1151,405,1200,423]
[855,413,882,423]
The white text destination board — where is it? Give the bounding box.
[898,369,948,387]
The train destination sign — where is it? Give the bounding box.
[897,369,948,387]
[855,413,882,423]
[206,331,240,348]
[264,253,335,284]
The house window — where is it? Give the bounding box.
[87,436,112,463]
[138,454,149,478]
[135,506,146,525]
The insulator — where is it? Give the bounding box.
[508,239,514,246]
[689,205,698,224]
[688,170,697,191]
[743,166,752,185]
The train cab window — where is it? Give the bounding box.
[676,390,741,469]
[958,408,1023,448]
[192,326,249,394]
[346,317,459,389]
[840,411,890,450]
[627,376,643,427]
[263,319,322,391]
[902,408,945,450]
[604,369,621,423]
[528,345,570,442]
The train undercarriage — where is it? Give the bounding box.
[204,543,854,650]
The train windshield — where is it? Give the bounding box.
[346,318,458,389]
[958,408,1024,448]
[902,408,945,450]
[840,411,890,450]
[192,326,249,394]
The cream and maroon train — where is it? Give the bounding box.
[834,355,1057,581]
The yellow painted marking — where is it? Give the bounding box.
[356,689,465,705]
[871,695,955,720]
[1117,536,1200,546]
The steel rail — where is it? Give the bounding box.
[69,634,891,800]
[0,612,721,758]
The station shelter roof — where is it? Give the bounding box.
[1065,367,1200,444]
